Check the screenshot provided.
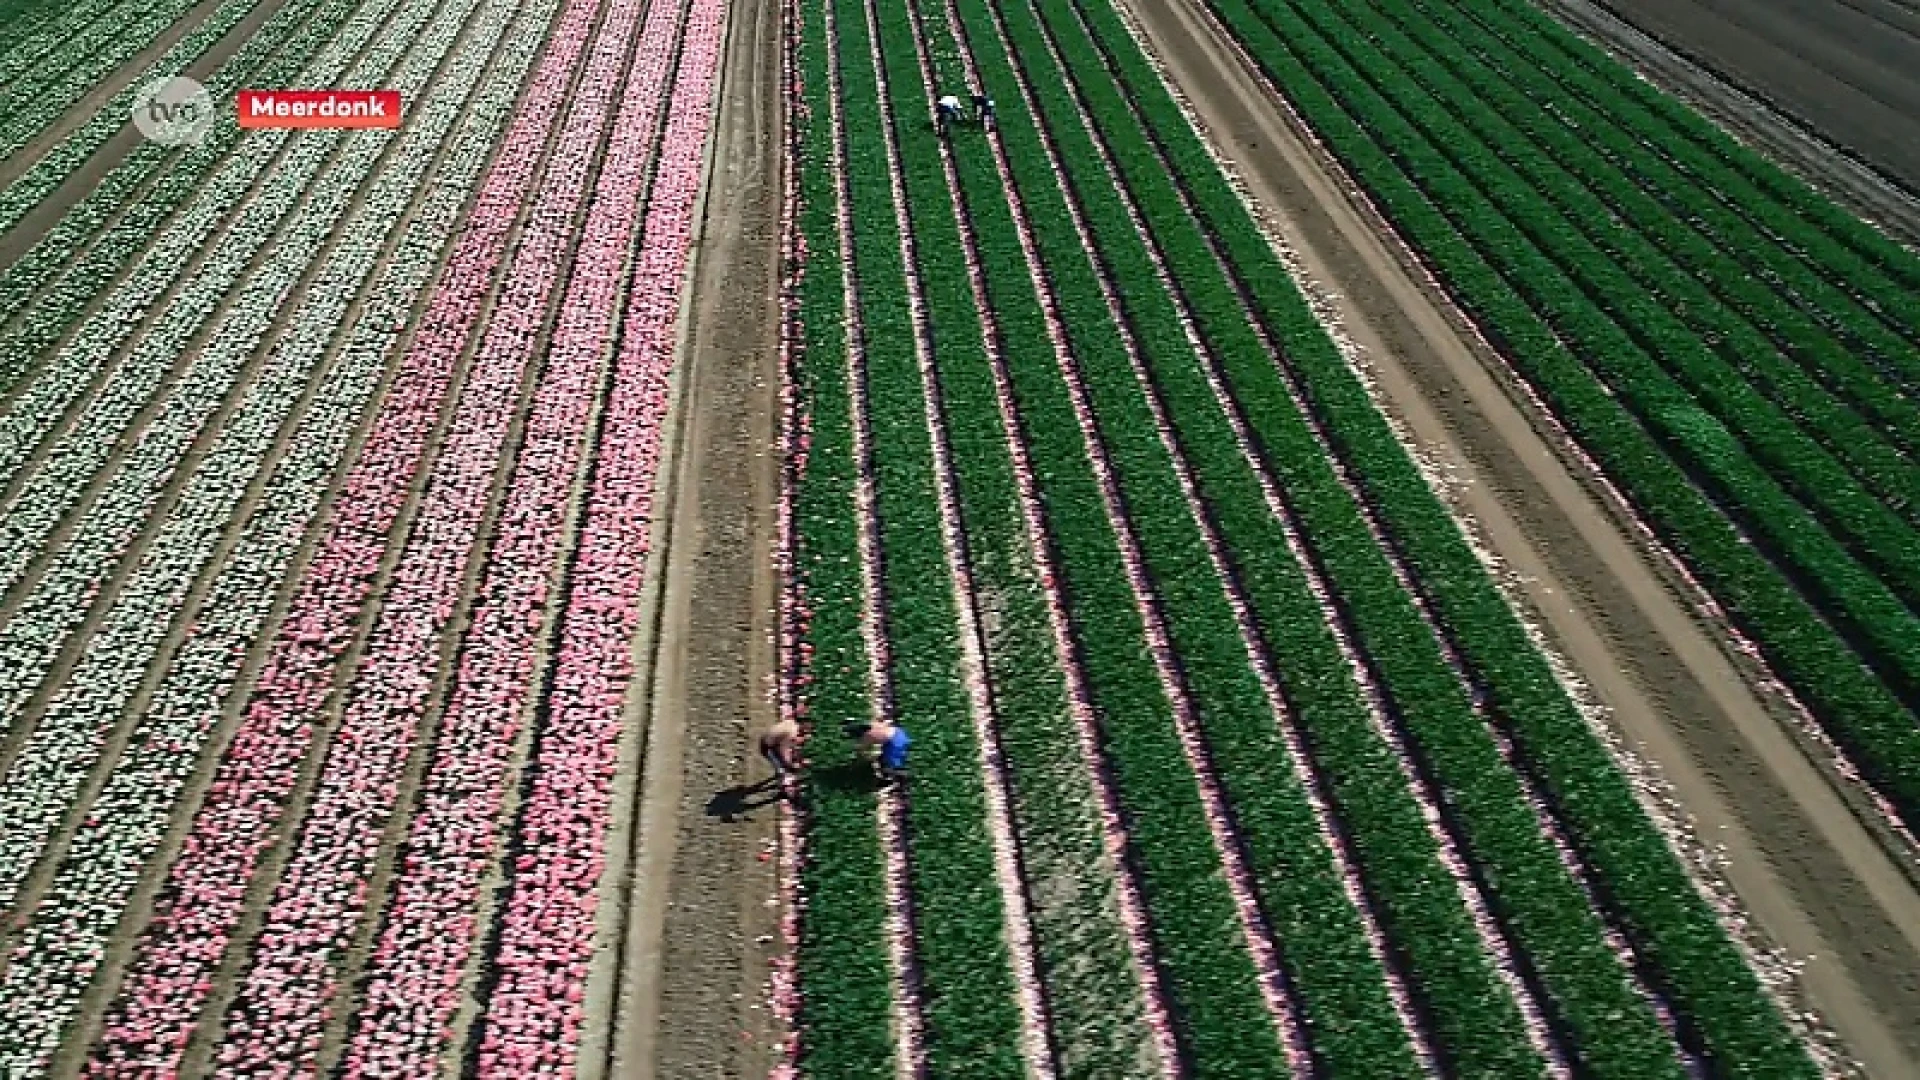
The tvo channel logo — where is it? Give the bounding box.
[131,75,215,146]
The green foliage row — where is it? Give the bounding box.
[1045,0,1822,1070]
[818,0,1031,1071]
[869,0,1172,1072]
[1431,0,1920,454]
[1201,0,1920,842]
[789,0,897,1068]
[1477,0,1920,330]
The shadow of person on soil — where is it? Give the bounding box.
[706,762,890,822]
[706,780,786,822]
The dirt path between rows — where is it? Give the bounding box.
[581,0,785,1068]
[1117,0,1920,1073]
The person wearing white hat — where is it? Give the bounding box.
[936,94,963,135]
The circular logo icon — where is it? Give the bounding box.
[131,76,215,146]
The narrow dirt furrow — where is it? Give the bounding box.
[1115,0,1920,1070]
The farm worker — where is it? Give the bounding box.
[760,716,801,782]
[936,94,963,133]
[971,91,994,129]
[843,718,911,784]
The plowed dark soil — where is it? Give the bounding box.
[1540,0,1920,245]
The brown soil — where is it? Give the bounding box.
[1535,0,1920,249]
[1114,0,1920,1074]
[580,0,786,1067]
[1549,0,1920,222]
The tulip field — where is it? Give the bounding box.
[777,0,1839,1071]
[1191,0,1920,842]
[0,0,725,1067]
[0,0,1906,1066]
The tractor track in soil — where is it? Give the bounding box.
[582,0,785,1065]
[29,0,622,1066]
[1117,0,1920,1073]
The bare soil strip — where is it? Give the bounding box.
[1535,0,1920,247]
[1117,0,1920,1073]
[585,0,784,1067]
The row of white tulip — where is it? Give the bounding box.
[0,0,356,326]
[0,0,124,93]
[0,0,445,759]
[79,0,637,1068]
[0,0,410,474]
[0,0,525,944]
[0,0,264,163]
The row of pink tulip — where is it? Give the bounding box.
[336,0,699,1070]
[208,0,661,1067]
[769,6,805,1062]
[474,0,727,1069]
[0,0,552,1068]
[82,0,616,1068]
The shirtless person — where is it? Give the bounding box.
[759,715,800,785]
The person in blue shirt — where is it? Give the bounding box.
[844,718,910,785]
